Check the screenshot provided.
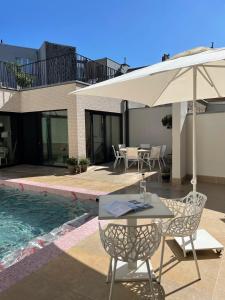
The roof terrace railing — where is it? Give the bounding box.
[0,52,119,90]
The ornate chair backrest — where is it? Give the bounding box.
[126,147,139,159]
[166,192,207,237]
[149,146,161,159]
[99,223,161,262]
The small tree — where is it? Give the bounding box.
[7,63,33,89]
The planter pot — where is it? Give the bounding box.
[80,164,88,172]
[67,165,75,175]
[161,173,170,182]
[75,165,80,174]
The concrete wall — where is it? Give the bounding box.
[186,112,225,180]
[0,89,21,112]
[129,106,172,154]
[0,43,37,63]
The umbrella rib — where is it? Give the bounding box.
[197,67,213,86]
[202,66,221,97]
[174,67,192,80]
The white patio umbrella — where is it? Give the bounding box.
[72,46,225,193]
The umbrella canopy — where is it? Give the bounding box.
[73,47,225,105]
[72,47,225,193]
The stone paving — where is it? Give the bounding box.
[0,164,224,299]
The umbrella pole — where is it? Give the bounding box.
[192,67,197,194]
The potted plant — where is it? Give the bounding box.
[66,157,77,174]
[161,114,172,129]
[161,166,171,182]
[79,157,90,172]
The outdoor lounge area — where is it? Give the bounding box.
[1,3,225,299]
[0,164,224,299]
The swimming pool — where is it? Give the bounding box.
[0,187,97,268]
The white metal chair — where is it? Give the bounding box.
[112,145,124,169]
[125,147,141,172]
[118,144,126,149]
[157,192,207,283]
[140,143,150,149]
[145,146,162,172]
[99,223,161,300]
[160,145,167,167]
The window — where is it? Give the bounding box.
[15,57,33,66]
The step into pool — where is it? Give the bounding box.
[0,187,98,269]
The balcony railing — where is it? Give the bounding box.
[0,53,119,90]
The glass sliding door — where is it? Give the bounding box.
[105,115,121,161]
[41,110,68,166]
[85,110,122,164]
[0,113,21,167]
[92,114,105,164]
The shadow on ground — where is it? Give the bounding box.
[0,243,165,300]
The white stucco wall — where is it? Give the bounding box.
[186,112,225,178]
[129,106,172,154]
[172,102,188,182]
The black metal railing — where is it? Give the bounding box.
[0,52,119,90]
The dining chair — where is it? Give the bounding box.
[140,143,150,149]
[112,145,124,169]
[125,147,140,172]
[118,144,126,149]
[160,145,167,167]
[99,223,161,300]
[146,146,162,171]
[157,192,207,283]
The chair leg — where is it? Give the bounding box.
[146,260,155,300]
[162,157,166,167]
[125,159,128,172]
[106,257,113,283]
[113,158,118,169]
[148,159,152,171]
[158,159,162,172]
[158,236,165,283]
[181,237,187,257]
[109,259,117,300]
[190,235,201,280]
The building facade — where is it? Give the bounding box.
[0,41,128,167]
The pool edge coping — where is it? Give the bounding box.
[0,177,109,293]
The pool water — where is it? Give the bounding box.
[0,187,96,261]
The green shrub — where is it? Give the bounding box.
[161,114,172,129]
[79,157,90,165]
[66,157,78,165]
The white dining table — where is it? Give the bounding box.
[98,193,174,281]
[119,147,150,154]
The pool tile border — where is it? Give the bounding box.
[0,217,109,293]
[0,177,109,293]
[0,177,107,200]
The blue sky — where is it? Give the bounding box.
[1,0,225,67]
